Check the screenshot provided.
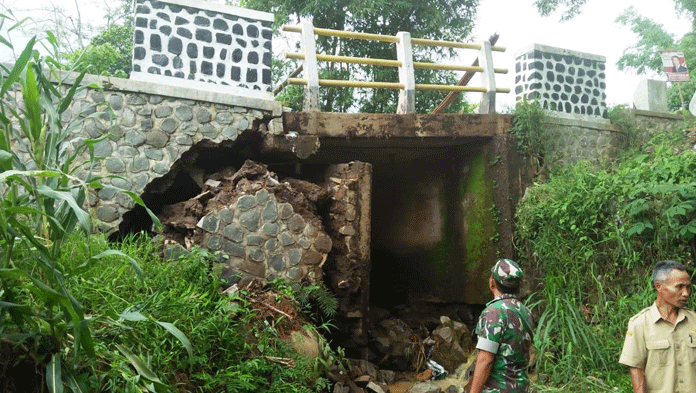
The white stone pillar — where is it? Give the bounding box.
[396,32,415,114]
[301,22,320,111]
[478,40,497,113]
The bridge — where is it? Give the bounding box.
[6,0,636,350]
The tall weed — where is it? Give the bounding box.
[0,14,162,393]
[516,127,696,389]
[63,234,333,392]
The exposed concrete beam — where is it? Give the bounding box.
[283,112,513,138]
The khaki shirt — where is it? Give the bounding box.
[619,303,696,393]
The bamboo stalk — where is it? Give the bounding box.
[273,65,303,95]
[282,25,399,43]
[416,84,510,93]
[282,24,505,52]
[288,78,405,89]
[286,52,508,74]
[287,78,509,93]
[432,33,501,113]
[286,52,402,67]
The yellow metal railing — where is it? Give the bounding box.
[280,23,509,113]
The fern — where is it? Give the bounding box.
[224,371,258,392]
[299,283,338,317]
[269,278,338,319]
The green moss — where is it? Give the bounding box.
[461,152,497,301]
[411,153,498,302]
[413,180,456,300]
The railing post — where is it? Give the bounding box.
[396,32,415,114]
[478,40,496,113]
[301,22,320,111]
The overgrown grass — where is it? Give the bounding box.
[516,124,696,391]
[58,232,335,392]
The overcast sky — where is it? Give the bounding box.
[3,0,692,109]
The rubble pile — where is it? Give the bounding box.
[157,160,333,286]
[331,314,476,393]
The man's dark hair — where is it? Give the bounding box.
[652,260,687,283]
[494,278,519,295]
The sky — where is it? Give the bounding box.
[1,0,692,109]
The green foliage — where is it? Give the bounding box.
[66,237,334,392]
[510,100,546,158]
[605,104,635,132]
[533,0,589,21]
[269,277,338,323]
[245,0,479,112]
[605,104,652,149]
[529,272,606,383]
[516,128,696,389]
[65,24,133,78]
[615,7,677,76]
[0,18,107,393]
[667,79,696,111]
[0,14,164,392]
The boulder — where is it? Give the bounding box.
[405,382,442,393]
[368,317,414,370]
[427,316,472,373]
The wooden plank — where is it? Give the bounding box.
[283,112,513,138]
[432,34,499,114]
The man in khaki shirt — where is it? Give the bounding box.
[619,260,696,393]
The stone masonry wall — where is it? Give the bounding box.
[9,73,282,234]
[633,110,685,133]
[324,163,372,348]
[516,44,607,118]
[541,115,626,167]
[131,0,273,96]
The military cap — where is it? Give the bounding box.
[491,258,523,288]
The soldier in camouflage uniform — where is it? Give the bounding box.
[469,259,535,393]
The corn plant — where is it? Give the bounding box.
[0,12,167,393]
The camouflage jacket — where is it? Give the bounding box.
[474,294,535,393]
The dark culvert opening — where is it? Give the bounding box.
[304,137,496,371]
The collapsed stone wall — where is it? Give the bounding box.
[8,73,281,234]
[157,160,334,285]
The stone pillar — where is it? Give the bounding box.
[633,79,668,112]
[130,0,273,99]
[515,44,607,118]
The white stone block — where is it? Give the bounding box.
[633,79,667,112]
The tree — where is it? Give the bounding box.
[64,0,133,77]
[533,0,588,21]
[615,7,678,76]
[242,0,480,113]
[675,0,696,29]
[615,5,696,111]
[65,24,133,77]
